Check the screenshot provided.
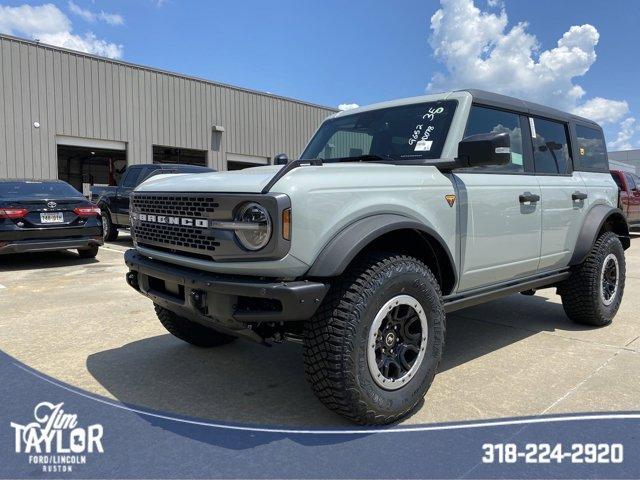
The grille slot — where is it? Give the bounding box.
[131,195,219,217]
[131,194,221,258]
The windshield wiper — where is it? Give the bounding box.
[329,154,398,163]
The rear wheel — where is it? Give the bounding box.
[77,245,99,258]
[560,231,625,326]
[303,252,445,425]
[154,304,237,347]
[101,210,119,241]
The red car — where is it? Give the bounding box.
[611,170,640,227]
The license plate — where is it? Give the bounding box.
[40,212,64,223]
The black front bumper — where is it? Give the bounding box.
[124,249,329,332]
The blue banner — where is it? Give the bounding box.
[1,349,638,479]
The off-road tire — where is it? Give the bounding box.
[154,304,237,347]
[303,252,446,425]
[101,210,119,241]
[77,245,99,258]
[559,231,625,326]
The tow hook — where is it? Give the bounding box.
[126,271,139,290]
[190,289,207,314]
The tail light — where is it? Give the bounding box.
[0,208,28,219]
[73,205,101,217]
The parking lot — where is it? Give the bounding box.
[0,232,638,427]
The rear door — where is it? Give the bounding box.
[529,117,587,270]
[624,173,640,223]
[454,105,542,291]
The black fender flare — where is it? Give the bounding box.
[306,214,457,284]
[569,205,630,266]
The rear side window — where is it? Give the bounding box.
[575,125,609,173]
[625,173,637,190]
[463,106,524,172]
[530,118,571,174]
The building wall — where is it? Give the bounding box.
[609,149,640,175]
[0,35,335,179]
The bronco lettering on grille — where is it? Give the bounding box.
[136,213,208,228]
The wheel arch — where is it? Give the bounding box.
[569,205,630,266]
[306,214,457,295]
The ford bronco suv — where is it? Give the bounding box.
[124,89,630,425]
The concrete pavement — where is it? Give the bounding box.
[0,232,638,427]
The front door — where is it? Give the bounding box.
[454,105,542,292]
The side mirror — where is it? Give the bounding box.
[273,153,289,165]
[457,132,511,168]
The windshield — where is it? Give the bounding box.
[301,100,457,162]
[0,181,82,198]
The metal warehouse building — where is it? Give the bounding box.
[0,34,336,193]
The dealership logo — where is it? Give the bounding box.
[10,401,104,474]
[133,212,208,228]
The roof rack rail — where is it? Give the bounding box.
[261,159,323,193]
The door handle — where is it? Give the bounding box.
[519,192,540,204]
[572,191,588,201]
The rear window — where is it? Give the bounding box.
[0,181,81,198]
[575,125,609,173]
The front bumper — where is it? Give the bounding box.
[0,236,103,254]
[124,249,329,333]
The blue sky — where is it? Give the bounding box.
[0,0,639,149]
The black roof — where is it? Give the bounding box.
[460,89,600,128]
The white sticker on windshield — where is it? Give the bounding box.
[529,117,537,138]
[414,140,433,151]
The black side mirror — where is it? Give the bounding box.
[274,153,289,165]
[457,132,511,168]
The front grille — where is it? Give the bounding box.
[131,194,220,258]
[131,194,219,217]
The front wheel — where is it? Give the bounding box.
[77,245,99,258]
[303,252,445,425]
[154,304,237,347]
[559,231,626,326]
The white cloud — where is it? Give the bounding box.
[68,1,124,26]
[608,118,639,151]
[0,3,123,58]
[338,103,359,111]
[427,0,627,126]
[573,97,629,125]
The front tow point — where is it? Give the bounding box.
[190,289,207,314]
[126,271,139,290]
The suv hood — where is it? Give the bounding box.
[135,162,448,194]
[136,165,284,193]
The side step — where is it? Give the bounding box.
[443,271,571,313]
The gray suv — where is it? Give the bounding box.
[124,89,630,425]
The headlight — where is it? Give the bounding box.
[233,202,272,250]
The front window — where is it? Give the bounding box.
[301,100,457,162]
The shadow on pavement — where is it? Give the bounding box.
[86,293,590,433]
[0,250,99,271]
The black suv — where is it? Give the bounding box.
[0,179,103,257]
[93,163,214,241]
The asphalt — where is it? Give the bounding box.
[0,232,638,427]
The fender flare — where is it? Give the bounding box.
[569,205,630,266]
[306,213,457,284]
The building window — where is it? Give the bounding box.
[152,146,207,166]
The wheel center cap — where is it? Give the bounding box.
[385,332,396,347]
